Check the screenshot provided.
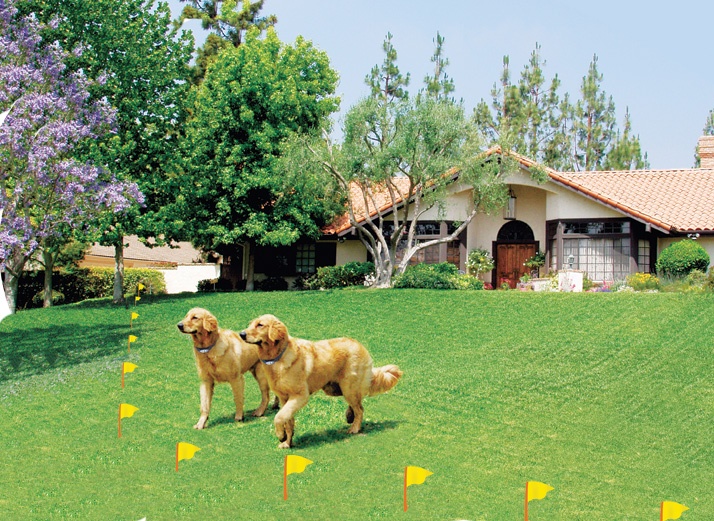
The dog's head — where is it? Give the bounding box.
[177,307,219,337]
[240,314,288,358]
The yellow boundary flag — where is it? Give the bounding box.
[176,443,200,471]
[131,312,139,320]
[527,481,554,502]
[119,403,139,419]
[405,466,433,487]
[283,455,313,500]
[662,501,689,520]
[285,455,313,475]
[138,283,145,291]
[123,362,138,374]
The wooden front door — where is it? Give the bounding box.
[496,243,536,289]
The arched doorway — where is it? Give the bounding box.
[493,221,538,289]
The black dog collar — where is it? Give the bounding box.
[195,342,216,354]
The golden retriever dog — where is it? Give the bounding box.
[177,307,271,429]
[240,314,402,448]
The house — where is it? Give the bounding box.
[249,136,714,288]
[82,236,220,293]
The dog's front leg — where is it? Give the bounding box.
[229,374,245,422]
[274,392,309,449]
[195,379,214,429]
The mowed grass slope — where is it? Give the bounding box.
[0,290,711,520]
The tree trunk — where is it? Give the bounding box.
[245,243,255,291]
[113,239,125,303]
[42,249,54,308]
[2,248,26,315]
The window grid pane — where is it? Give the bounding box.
[296,244,316,274]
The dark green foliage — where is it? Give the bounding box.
[655,239,710,277]
[254,276,288,292]
[392,263,484,290]
[17,268,166,309]
[303,262,375,290]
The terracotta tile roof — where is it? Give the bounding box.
[322,177,415,235]
[550,169,714,233]
[323,145,714,235]
[87,236,203,264]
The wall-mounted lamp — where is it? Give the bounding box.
[567,254,575,269]
[503,187,516,220]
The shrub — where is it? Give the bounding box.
[303,262,375,290]
[255,276,288,292]
[656,239,710,277]
[197,279,219,292]
[626,272,661,291]
[466,248,494,276]
[393,262,483,290]
[16,267,166,309]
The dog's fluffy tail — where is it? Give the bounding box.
[369,364,403,396]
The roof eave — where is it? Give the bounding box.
[548,172,674,234]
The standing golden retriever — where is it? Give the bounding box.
[240,314,402,448]
[177,307,271,429]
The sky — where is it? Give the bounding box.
[167,0,714,170]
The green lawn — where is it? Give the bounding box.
[0,290,711,520]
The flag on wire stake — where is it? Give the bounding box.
[131,311,139,328]
[176,442,200,471]
[661,501,689,521]
[284,455,313,500]
[128,334,138,353]
[525,481,554,521]
[118,403,139,438]
[404,466,433,512]
[122,362,138,388]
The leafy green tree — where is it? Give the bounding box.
[174,28,341,290]
[22,0,195,302]
[424,32,455,100]
[179,0,276,83]
[281,34,527,287]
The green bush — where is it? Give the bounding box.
[303,262,375,290]
[466,248,494,276]
[626,272,661,291]
[393,262,484,290]
[656,239,710,277]
[16,267,166,309]
[255,276,288,292]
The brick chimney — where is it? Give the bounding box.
[699,135,714,168]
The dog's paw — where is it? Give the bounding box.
[194,423,206,430]
[278,440,291,449]
[347,424,361,435]
[234,414,244,423]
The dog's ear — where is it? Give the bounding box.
[268,319,287,344]
[203,314,218,333]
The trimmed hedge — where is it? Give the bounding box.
[656,239,710,277]
[393,262,484,290]
[17,268,166,309]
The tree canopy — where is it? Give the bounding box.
[0,0,142,312]
[474,46,648,171]
[172,28,341,288]
[280,33,530,287]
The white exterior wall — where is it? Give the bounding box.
[158,264,220,294]
[336,239,368,264]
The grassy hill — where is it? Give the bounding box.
[0,290,711,520]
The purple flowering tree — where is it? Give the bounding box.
[0,0,142,313]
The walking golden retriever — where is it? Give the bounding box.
[177,308,271,429]
[240,314,402,448]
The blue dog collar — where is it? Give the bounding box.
[195,342,216,354]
